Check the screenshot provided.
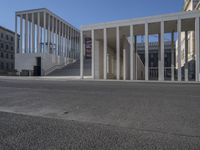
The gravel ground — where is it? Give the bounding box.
[0,111,200,150]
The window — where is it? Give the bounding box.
[6,45,8,50]
[11,46,13,51]
[1,33,3,38]
[11,54,13,59]
[11,63,14,69]
[1,62,4,70]
[0,43,3,49]
[6,53,8,59]
[1,52,3,58]
[6,63,9,70]
[6,35,9,40]
[11,37,14,42]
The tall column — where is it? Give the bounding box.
[80,31,84,79]
[185,31,189,81]
[134,35,138,80]
[43,12,46,53]
[47,14,50,54]
[195,17,200,82]
[37,12,40,53]
[29,18,31,53]
[52,17,55,55]
[103,28,107,80]
[69,27,71,58]
[91,30,95,79]
[145,23,149,80]
[67,26,70,58]
[123,49,126,80]
[32,13,35,53]
[75,31,77,59]
[59,21,61,56]
[159,21,165,81]
[116,26,120,80]
[25,13,28,53]
[171,32,175,81]
[55,19,58,55]
[65,25,67,57]
[40,24,42,53]
[20,15,23,54]
[130,25,134,80]
[15,14,18,54]
[177,19,182,81]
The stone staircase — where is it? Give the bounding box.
[47,59,91,76]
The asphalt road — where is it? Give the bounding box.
[0,79,200,149]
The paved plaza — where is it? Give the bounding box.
[0,78,200,149]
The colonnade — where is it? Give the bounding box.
[15,9,80,60]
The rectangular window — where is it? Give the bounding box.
[11,37,14,42]
[1,43,3,49]
[11,63,14,69]
[6,63,9,70]
[1,62,4,70]
[6,35,9,40]
[1,52,3,58]
[1,33,3,38]
[6,45,8,50]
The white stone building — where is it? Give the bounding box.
[15,8,80,76]
[80,2,200,82]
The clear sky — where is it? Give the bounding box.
[0,0,184,31]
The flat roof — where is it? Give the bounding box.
[81,10,200,31]
[0,26,15,35]
[16,8,79,32]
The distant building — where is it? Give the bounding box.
[0,26,18,75]
[15,8,80,76]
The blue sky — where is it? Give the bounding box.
[0,0,184,31]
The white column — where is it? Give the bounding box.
[55,19,58,55]
[32,13,35,53]
[123,49,126,80]
[171,32,175,81]
[145,23,149,80]
[61,23,64,56]
[25,13,28,53]
[135,35,137,80]
[195,17,200,82]
[159,21,164,81]
[185,31,189,82]
[178,19,182,81]
[68,27,72,58]
[29,18,31,53]
[116,26,120,80]
[20,15,23,54]
[37,12,40,53]
[59,21,61,56]
[72,29,74,59]
[15,14,18,54]
[52,17,55,55]
[80,31,84,79]
[103,28,107,80]
[130,25,134,80]
[64,25,67,57]
[91,30,95,79]
[67,26,70,58]
[43,12,46,53]
[47,14,50,54]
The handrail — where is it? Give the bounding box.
[45,63,66,75]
